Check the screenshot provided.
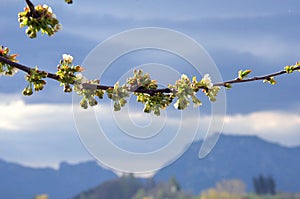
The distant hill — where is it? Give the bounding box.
[73,175,144,199]
[0,160,116,199]
[155,135,300,194]
[72,175,192,199]
[0,135,300,199]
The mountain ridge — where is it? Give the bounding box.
[0,134,299,199]
[155,134,300,193]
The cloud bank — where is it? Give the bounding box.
[0,94,300,168]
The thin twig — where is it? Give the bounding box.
[213,67,300,87]
[25,0,35,11]
[25,0,39,18]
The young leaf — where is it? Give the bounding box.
[238,69,252,80]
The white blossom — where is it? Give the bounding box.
[52,13,57,19]
[75,73,88,84]
[54,24,62,32]
[62,54,73,63]
[43,4,52,13]
[73,73,88,92]
[202,74,213,89]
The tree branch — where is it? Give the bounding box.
[0,55,174,95]
[0,55,299,95]
[83,83,173,95]
[0,56,59,80]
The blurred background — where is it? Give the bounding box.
[1,0,300,198]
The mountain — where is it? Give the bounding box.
[0,135,300,199]
[155,135,300,194]
[0,160,116,199]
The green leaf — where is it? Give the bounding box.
[238,69,252,80]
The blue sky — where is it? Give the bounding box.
[1,0,300,171]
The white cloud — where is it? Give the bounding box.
[222,111,300,147]
[0,96,91,168]
[0,94,300,170]
[0,99,73,132]
[1,97,300,146]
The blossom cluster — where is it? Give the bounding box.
[263,62,300,85]
[127,70,173,115]
[137,92,174,116]
[23,67,48,96]
[169,74,201,110]
[0,46,18,76]
[199,74,220,102]
[18,4,61,38]
[106,82,130,111]
[284,62,300,74]
[74,74,104,109]
[127,69,157,91]
[56,54,84,92]
[62,66,220,115]
[169,74,221,110]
